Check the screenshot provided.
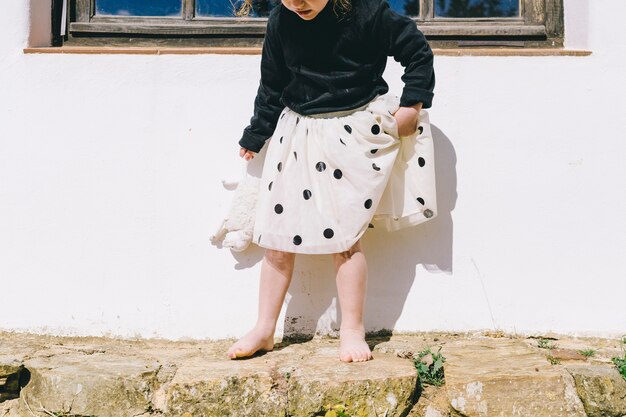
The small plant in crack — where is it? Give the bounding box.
[546,354,561,365]
[610,335,626,382]
[414,346,446,387]
[578,349,596,358]
[537,337,558,350]
[533,336,563,365]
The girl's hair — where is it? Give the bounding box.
[235,0,352,21]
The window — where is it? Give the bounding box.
[59,0,563,48]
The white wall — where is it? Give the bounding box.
[1,0,624,340]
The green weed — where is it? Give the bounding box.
[578,349,596,358]
[610,335,626,382]
[546,354,561,365]
[414,346,446,386]
[537,337,558,350]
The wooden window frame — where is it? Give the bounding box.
[62,0,563,48]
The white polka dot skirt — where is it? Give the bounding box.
[253,92,437,254]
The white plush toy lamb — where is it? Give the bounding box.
[209,174,259,251]
[209,148,265,252]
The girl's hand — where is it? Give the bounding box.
[392,102,422,137]
[239,147,255,161]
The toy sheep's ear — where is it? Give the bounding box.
[222,179,240,190]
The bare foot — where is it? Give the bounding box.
[339,327,373,362]
[226,325,276,359]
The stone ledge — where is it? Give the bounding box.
[22,46,592,56]
[0,330,623,417]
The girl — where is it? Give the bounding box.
[227,0,435,362]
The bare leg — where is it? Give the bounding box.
[227,249,296,359]
[333,239,372,362]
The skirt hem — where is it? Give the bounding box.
[372,209,436,232]
[253,225,369,254]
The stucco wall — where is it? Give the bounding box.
[0,0,624,340]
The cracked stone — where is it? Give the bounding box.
[157,356,287,417]
[406,384,449,417]
[0,361,25,403]
[566,364,626,417]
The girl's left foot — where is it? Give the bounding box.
[339,327,373,362]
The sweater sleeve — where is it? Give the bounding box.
[371,0,435,108]
[238,13,290,153]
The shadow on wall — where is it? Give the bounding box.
[232,124,457,337]
[29,0,53,47]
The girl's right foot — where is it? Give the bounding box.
[339,326,373,362]
[226,325,276,359]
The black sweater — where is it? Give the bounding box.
[239,0,435,153]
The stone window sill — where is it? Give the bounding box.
[23,46,592,56]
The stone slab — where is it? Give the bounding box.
[286,346,418,417]
[18,353,161,417]
[442,338,587,417]
[155,356,287,417]
[154,342,418,417]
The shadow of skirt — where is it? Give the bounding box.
[253,92,436,254]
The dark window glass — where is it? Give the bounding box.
[390,0,420,16]
[96,0,182,16]
[195,0,414,18]
[435,0,519,17]
[196,0,276,17]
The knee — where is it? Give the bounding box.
[264,249,296,271]
[333,239,363,265]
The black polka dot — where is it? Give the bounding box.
[281,113,285,119]
[323,228,334,239]
[371,124,381,135]
[279,136,283,144]
[303,189,312,200]
[274,204,283,214]
[333,169,342,179]
[268,181,273,191]
[418,126,423,135]
[372,163,380,171]
[316,161,326,172]
[364,199,372,209]
[277,162,282,172]
[258,234,262,243]
[418,157,426,167]
[339,138,346,146]
[370,149,378,154]
[344,125,352,134]
[293,235,302,245]
[368,223,374,228]
[416,197,425,205]
[306,128,308,135]
[294,151,297,161]
[296,117,300,124]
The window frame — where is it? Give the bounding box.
[63,0,564,48]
